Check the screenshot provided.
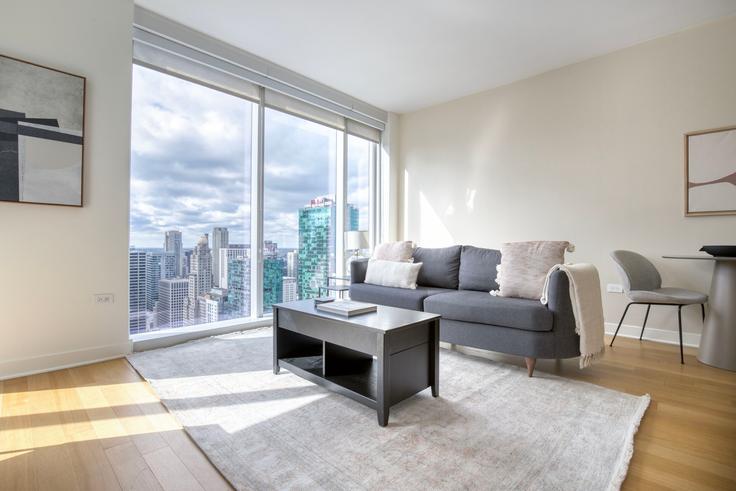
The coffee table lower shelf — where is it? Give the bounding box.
[279,355,378,409]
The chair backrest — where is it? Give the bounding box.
[610,250,662,292]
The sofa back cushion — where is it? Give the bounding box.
[412,246,462,289]
[458,246,502,292]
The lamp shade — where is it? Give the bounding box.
[345,230,369,251]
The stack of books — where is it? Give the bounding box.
[315,300,377,317]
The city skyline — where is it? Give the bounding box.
[128,195,361,333]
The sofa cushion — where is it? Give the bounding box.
[349,283,453,311]
[424,290,553,332]
[412,245,462,289]
[458,246,502,292]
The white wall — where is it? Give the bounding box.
[399,16,736,343]
[0,0,134,378]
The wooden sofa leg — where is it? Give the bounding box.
[524,357,536,377]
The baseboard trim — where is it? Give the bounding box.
[0,341,133,381]
[604,322,701,348]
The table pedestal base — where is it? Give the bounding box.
[698,261,736,371]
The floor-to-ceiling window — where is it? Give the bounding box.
[128,29,384,335]
[263,109,341,312]
[129,64,253,334]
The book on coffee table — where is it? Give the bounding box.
[315,300,377,317]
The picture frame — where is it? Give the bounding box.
[0,54,86,207]
[684,125,736,216]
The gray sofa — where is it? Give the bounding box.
[349,245,580,376]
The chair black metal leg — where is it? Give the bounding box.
[701,303,705,322]
[639,304,651,341]
[610,302,632,347]
[677,305,684,365]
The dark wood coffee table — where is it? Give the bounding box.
[273,300,441,426]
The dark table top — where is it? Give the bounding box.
[273,299,440,333]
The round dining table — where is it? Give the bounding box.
[663,255,736,371]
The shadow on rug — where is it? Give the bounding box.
[128,328,648,491]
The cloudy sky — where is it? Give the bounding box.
[130,65,370,250]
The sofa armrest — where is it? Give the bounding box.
[350,258,369,284]
[545,270,578,339]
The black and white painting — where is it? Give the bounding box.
[0,54,85,206]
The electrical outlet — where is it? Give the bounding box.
[94,293,115,305]
[606,284,624,293]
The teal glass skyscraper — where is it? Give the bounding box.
[263,256,285,312]
[224,256,250,318]
[297,197,359,299]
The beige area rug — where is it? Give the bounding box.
[127,328,649,491]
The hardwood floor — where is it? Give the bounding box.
[1,335,734,490]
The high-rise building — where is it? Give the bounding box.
[211,227,229,287]
[156,278,188,329]
[199,289,226,323]
[164,230,183,276]
[346,203,359,232]
[129,249,147,333]
[264,240,278,256]
[282,276,297,302]
[219,245,248,288]
[224,256,250,318]
[183,249,193,276]
[263,256,285,312]
[186,234,212,323]
[287,250,298,277]
[146,251,176,310]
[297,197,337,300]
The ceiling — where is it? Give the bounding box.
[136,0,736,114]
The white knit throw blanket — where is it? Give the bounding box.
[541,263,605,368]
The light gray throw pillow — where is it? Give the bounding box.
[492,241,574,299]
[365,260,423,289]
[372,241,414,262]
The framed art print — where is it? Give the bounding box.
[0,54,86,207]
[684,125,736,216]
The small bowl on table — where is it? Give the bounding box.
[699,245,736,258]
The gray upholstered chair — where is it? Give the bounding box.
[609,250,707,364]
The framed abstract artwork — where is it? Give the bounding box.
[685,125,736,216]
[0,54,85,207]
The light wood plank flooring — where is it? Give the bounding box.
[1,336,734,490]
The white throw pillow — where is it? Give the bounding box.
[372,241,414,262]
[492,241,574,299]
[365,260,423,289]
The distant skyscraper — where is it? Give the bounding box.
[164,230,183,276]
[263,256,285,312]
[200,289,226,323]
[219,245,248,288]
[264,240,278,256]
[287,250,298,277]
[211,227,229,287]
[282,276,297,303]
[224,256,250,318]
[183,249,193,276]
[346,203,359,232]
[129,250,147,333]
[297,197,337,300]
[146,252,176,310]
[156,278,188,329]
[186,234,212,323]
